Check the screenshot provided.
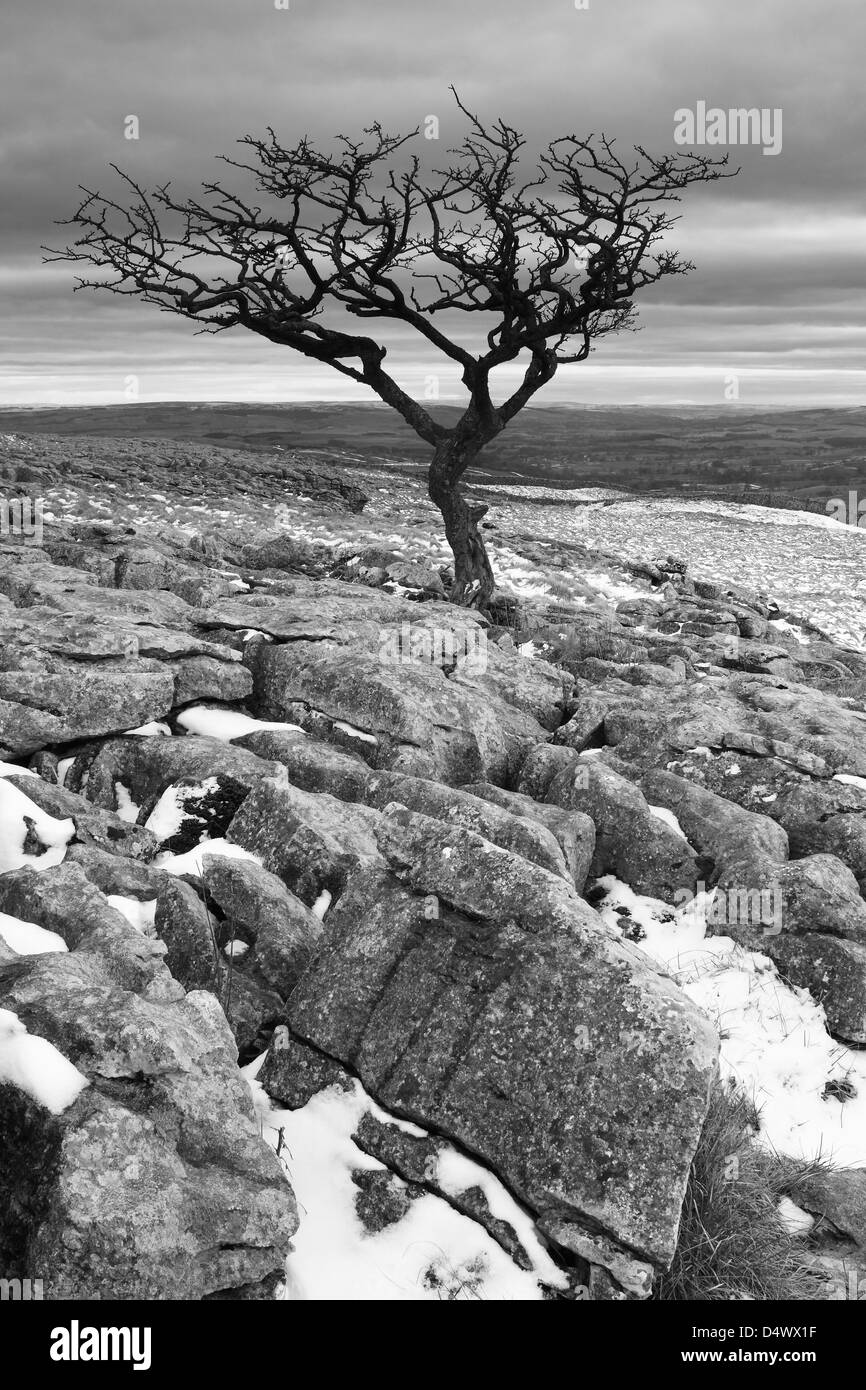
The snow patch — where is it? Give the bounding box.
[177,706,306,741]
[647,804,689,840]
[0,911,67,956]
[777,1196,815,1236]
[107,896,157,935]
[242,1069,562,1301]
[593,876,866,1167]
[769,618,811,646]
[333,720,378,745]
[144,780,220,843]
[312,890,332,921]
[156,838,261,876]
[0,782,74,873]
[113,783,140,824]
[0,1008,89,1114]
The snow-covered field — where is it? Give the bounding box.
[35,456,866,651]
[594,877,866,1169]
[559,498,866,650]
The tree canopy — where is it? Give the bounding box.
[49,92,733,603]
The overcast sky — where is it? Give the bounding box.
[2,0,863,407]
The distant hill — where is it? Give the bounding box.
[1,401,864,510]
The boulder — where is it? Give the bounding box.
[154,877,220,992]
[65,734,281,817]
[531,756,702,901]
[776,855,866,943]
[4,774,158,862]
[233,729,373,801]
[0,864,169,997]
[65,842,168,901]
[287,864,718,1270]
[759,934,866,1044]
[114,547,231,606]
[639,768,788,883]
[772,783,866,895]
[0,950,296,1298]
[227,778,384,905]
[200,854,322,997]
[193,587,421,643]
[358,771,571,881]
[258,1026,350,1110]
[373,806,600,935]
[245,638,548,786]
[153,877,283,1057]
[172,656,253,706]
[0,669,175,758]
[554,693,622,751]
[384,559,446,597]
[790,1169,866,1250]
[514,743,584,801]
[462,781,595,893]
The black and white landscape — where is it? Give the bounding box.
[1,0,865,1321]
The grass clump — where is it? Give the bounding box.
[655,1079,826,1301]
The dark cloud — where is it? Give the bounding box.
[1,0,863,403]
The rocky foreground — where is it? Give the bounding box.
[1,444,866,1300]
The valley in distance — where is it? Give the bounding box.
[2,401,865,515]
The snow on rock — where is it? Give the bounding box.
[177,706,306,741]
[155,838,261,876]
[778,1196,815,1236]
[833,773,866,791]
[107,896,157,935]
[0,1008,89,1114]
[0,763,37,779]
[0,910,68,956]
[312,890,332,921]
[0,781,74,874]
[593,875,866,1167]
[144,780,225,845]
[113,782,140,824]
[123,721,172,737]
[581,570,650,604]
[332,720,378,745]
[144,785,189,843]
[647,804,689,841]
[242,1061,563,1302]
[769,618,811,646]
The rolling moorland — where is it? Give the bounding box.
[2,401,865,509]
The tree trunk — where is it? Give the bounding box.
[428,440,496,608]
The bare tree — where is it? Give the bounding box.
[48,92,732,606]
